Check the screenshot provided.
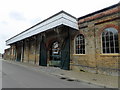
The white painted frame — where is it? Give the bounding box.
[73,34,86,55]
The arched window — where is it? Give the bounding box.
[102,28,119,53]
[75,34,85,54]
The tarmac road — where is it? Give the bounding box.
[2,59,101,88]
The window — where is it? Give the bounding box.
[75,34,85,54]
[102,28,119,53]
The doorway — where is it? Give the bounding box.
[49,41,61,67]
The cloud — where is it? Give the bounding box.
[29,17,42,25]
[9,11,26,21]
[0,21,8,25]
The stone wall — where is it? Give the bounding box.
[4,48,11,60]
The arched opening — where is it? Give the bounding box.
[49,41,61,67]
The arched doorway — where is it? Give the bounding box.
[49,41,61,67]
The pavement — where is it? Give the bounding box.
[2,59,120,88]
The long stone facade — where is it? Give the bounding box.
[4,3,120,76]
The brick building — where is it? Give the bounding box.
[4,3,120,76]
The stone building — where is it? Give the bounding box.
[5,3,120,76]
[4,48,11,60]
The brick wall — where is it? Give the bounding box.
[71,4,120,76]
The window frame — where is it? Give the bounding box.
[74,34,86,55]
[101,27,119,54]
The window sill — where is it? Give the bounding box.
[100,54,120,56]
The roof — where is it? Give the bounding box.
[6,11,78,45]
[78,3,119,20]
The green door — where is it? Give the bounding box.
[39,38,47,66]
[16,45,21,62]
[61,35,70,70]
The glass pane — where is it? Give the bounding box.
[80,50,82,54]
[114,34,118,40]
[102,42,105,47]
[106,41,109,48]
[106,47,110,53]
[110,41,114,47]
[110,35,113,41]
[115,48,119,53]
[83,50,85,54]
[83,45,85,49]
[105,35,109,41]
[115,41,119,47]
[83,39,85,43]
[80,45,83,49]
[111,48,114,53]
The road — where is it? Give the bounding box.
[2,59,101,88]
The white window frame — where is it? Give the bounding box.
[101,27,119,54]
[74,34,86,55]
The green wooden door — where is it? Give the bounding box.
[61,35,70,70]
[39,38,47,66]
[16,45,21,62]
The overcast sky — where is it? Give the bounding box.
[0,0,119,53]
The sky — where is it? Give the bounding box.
[0,0,119,54]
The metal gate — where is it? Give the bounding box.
[39,37,47,66]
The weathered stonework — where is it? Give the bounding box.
[70,3,120,76]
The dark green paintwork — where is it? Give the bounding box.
[61,31,70,70]
[39,37,47,66]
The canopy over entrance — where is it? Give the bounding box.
[6,11,78,45]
